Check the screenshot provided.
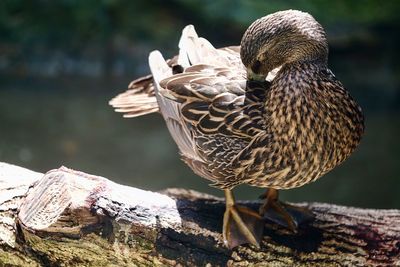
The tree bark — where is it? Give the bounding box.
[0,162,399,266]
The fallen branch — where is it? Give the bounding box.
[0,162,399,266]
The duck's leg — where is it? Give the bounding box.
[222,189,264,249]
[259,188,314,231]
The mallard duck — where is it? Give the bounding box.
[110,10,364,249]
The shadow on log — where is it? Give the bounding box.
[0,162,399,266]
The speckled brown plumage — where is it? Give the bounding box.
[110,10,364,191]
[110,10,364,248]
[233,62,364,189]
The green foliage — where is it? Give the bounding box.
[1,0,399,48]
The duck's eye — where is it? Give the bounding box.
[251,60,261,74]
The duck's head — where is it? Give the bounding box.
[240,10,329,81]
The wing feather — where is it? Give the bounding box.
[110,25,270,186]
[148,51,199,162]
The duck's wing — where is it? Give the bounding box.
[159,25,267,140]
[144,25,248,169]
[159,65,266,139]
[109,28,243,118]
[111,25,268,184]
[155,27,270,185]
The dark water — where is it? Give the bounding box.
[0,72,399,209]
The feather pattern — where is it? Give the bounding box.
[109,74,158,118]
[110,11,364,190]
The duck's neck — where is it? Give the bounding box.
[244,60,328,106]
[275,60,327,85]
[261,60,328,113]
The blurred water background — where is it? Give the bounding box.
[0,1,399,208]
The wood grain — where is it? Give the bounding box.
[0,162,399,266]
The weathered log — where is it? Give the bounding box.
[0,162,399,266]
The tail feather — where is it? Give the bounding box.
[109,75,158,118]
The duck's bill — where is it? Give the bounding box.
[247,66,282,82]
[246,68,266,82]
